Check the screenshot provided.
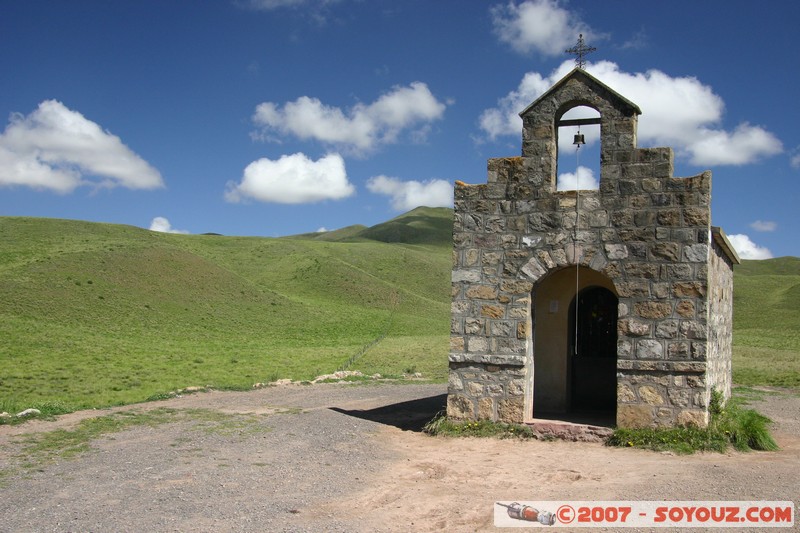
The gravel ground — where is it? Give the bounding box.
[0,383,797,532]
[0,383,445,532]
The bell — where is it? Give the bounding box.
[573,133,585,145]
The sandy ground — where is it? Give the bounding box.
[0,382,798,532]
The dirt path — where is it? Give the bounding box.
[1,383,798,532]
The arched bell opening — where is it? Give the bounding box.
[556,105,601,192]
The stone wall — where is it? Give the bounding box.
[448,69,734,428]
[706,232,736,402]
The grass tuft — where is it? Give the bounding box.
[607,389,778,454]
[423,411,535,439]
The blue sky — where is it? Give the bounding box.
[1,0,798,259]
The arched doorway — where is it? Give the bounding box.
[529,267,617,421]
[568,286,618,412]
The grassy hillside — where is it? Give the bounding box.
[732,257,800,387]
[0,209,452,412]
[292,206,454,245]
[1,209,797,415]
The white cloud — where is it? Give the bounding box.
[727,234,773,260]
[149,217,190,234]
[252,82,447,154]
[316,227,328,233]
[557,165,597,191]
[238,0,338,9]
[241,0,308,8]
[750,220,777,232]
[366,175,453,211]
[791,147,800,169]
[479,60,783,166]
[225,152,355,204]
[491,0,591,56]
[620,28,648,51]
[0,100,163,193]
[687,123,783,166]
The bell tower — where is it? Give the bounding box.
[448,66,738,431]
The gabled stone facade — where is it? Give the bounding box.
[448,68,739,428]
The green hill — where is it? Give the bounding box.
[1,210,797,414]
[733,257,800,387]
[291,206,454,245]
[0,213,452,412]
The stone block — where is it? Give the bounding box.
[467,381,484,396]
[616,280,650,298]
[668,388,690,407]
[680,321,707,340]
[520,257,547,281]
[618,404,654,428]
[488,383,504,397]
[604,243,628,260]
[452,269,481,283]
[480,305,504,319]
[478,397,495,420]
[667,341,690,359]
[618,383,636,402]
[498,397,524,423]
[508,379,525,396]
[638,385,665,405]
[450,336,465,352]
[677,409,708,428]
[636,301,673,319]
[626,262,660,279]
[636,340,664,359]
[467,285,498,300]
[617,339,633,357]
[501,280,533,294]
[508,306,528,319]
[618,318,651,337]
[651,242,680,261]
[652,282,670,299]
[673,282,706,298]
[448,373,464,392]
[490,320,514,337]
[683,207,709,226]
[482,251,503,266]
[657,209,681,226]
[465,318,483,335]
[683,244,708,262]
[676,300,695,317]
[447,394,474,420]
[467,336,488,353]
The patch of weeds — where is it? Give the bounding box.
[0,401,74,426]
[316,375,375,384]
[145,391,178,402]
[7,408,271,472]
[12,409,180,468]
[214,384,253,392]
[607,389,778,454]
[423,411,535,439]
[181,409,271,438]
[608,426,728,454]
[731,385,783,407]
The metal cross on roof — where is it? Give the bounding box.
[565,34,596,69]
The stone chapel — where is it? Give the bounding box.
[448,67,740,429]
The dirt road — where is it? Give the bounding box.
[1,383,797,532]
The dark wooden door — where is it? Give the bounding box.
[569,287,618,411]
